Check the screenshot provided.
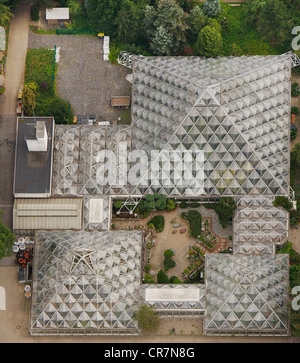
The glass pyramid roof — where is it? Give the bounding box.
[30,230,142,335]
[131,55,291,197]
[52,55,291,199]
[205,254,289,335]
[233,198,289,256]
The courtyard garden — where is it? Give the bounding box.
[112,197,234,284]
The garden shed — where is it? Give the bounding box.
[46,8,69,24]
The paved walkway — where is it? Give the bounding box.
[0,4,30,229]
[0,3,30,115]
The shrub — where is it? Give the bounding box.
[144,273,155,284]
[215,197,237,229]
[273,196,293,211]
[0,211,15,259]
[164,256,175,271]
[148,215,165,233]
[30,5,40,21]
[179,201,189,209]
[157,269,169,283]
[292,106,299,115]
[145,264,151,273]
[170,276,182,284]
[164,249,174,258]
[166,198,177,211]
[113,200,123,210]
[292,83,300,97]
[108,44,121,64]
[186,210,202,239]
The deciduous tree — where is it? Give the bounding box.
[0,0,13,26]
[134,304,160,332]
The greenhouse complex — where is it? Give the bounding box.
[12,53,299,336]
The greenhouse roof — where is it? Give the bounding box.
[83,196,111,231]
[52,54,291,199]
[140,284,206,315]
[130,54,291,197]
[233,198,289,256]
[205,254,289,335]
[30,230,142,335]
[52,125,133,197]
[13,198,82,232]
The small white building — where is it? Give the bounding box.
[46,7,69,24]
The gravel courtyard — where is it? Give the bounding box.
[27,31,132,123]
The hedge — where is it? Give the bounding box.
[186,210,202,239]
[148,215,165,233]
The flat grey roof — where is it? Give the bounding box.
[14,117,54,197]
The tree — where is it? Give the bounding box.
[273,196,293,211]
[186,5,207,35]
[215,197,237,229]
[22,83,37,116]
[134,304,160,332]
[258,0,292,46]
[148,215,165,232]
[164,249,174,258]
[203,0,221,18]
[86,0,120,35]
[291,143,300,165]
[0,0,13,26]
[143,273,155,283]
[114,1,147,45]
[195,23,223,57]
[246,0,293,47]
[143,0,189,55]
[157,269,169,283]
[0,211,15,260]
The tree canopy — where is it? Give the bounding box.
[143,0,189,55]
[195,22,223,57]
[134,304,160,332]
[0,0,13,26]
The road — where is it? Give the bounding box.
[0,3,30,229]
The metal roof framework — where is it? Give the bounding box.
[13,198,82,233]
[30,230,142,336]
[205,254,290,335]
[130,54,291,197]
[140,284,206,316]
[233,198,289,256]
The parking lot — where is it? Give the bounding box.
[28,31,132,124]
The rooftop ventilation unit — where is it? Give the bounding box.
[24,121,48,152]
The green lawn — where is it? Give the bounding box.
[24,48,73,124]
